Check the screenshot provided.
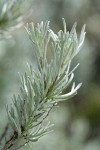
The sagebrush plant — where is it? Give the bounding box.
[0,1,86,148]
[0,18,86,150]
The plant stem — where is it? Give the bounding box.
[2,131,18,150]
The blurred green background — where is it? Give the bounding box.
[0,0,100,149]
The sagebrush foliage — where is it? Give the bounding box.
[1,18,86,149]
[0,1,86,147]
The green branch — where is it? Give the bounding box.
[1,18,85,149]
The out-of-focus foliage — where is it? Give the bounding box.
[0,0,32,39]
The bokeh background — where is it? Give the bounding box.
[0,0,100,149]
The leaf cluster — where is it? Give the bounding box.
[6,19,85,147]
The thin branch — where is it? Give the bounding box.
[32,102,56,128]
[1,131,18,150]
[13,141,29,150]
